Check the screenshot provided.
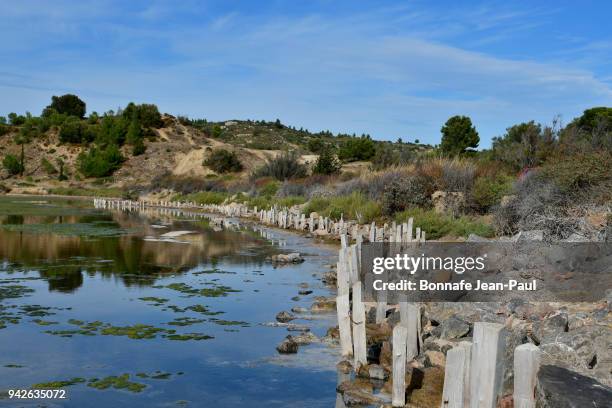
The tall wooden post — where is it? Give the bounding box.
[513,343,540,408]
[392,325,408,407]
[469,322,506,408]
[441,341,472,408]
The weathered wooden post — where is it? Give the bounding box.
[336,246,353,357]
[513,343,540,408]
[392,325,408,407]
[441,341,472,408]
[469,322,506,408]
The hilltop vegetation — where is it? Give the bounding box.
[0,94,610,240]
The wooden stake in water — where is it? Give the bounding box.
[392,325,408,407]
[513,343,540,408]
[351,281,367,369]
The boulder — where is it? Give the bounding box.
[276,336,299,354]
[270,253,304,263]
[431,316,470,339]
[275,311,296,323]
[536,365,612,407]
[431,191,465,215]
[423,350,446,367]
[513,229,544,242]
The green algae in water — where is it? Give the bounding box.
[0,285,34,300]
[164,333,214,341]
[163,282,240,298]
[32,319,59,326]
[32,377,86,389]
[138,296,169,304]
[100,324,173,339]
[135,371,173,380]
[4,364,25,368]
[209,318,250,327]
[166,317,206,326]
[87,374,146,393]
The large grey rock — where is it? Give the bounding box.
[531,311,568,344]
[431,316,470,339]
[513,229,544,242]
[536,365,612,407]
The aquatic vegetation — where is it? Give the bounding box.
[135,371,173,380]
[138,296,169,305]
[185,304,224,316]
[20,305,57,317]
[192,267,236,275]
[0,285,34,300]
[164,333,214,341]
[87,374,146,393]
[100,324,173,339]
[163,282,240,298]
[32,378,86,389]
[166,317,205,326]
[208,318,250,327]
[32,319,59,326]
[4,364,24,368]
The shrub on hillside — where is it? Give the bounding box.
[337,136,376,162]
[540,151,611,194]
[395,208,494,239]
[382,175,433,216]
[59,117,85,143]
[41,157,58,174]
[204,149,243,173]
[303,192,381,223]
[471,174,514,211]
[370,144,414,170]
[313,149,341,175]
[122,103,163,128]
[252,152,307,180]
[78,145,124,178]
[2,154,23,175]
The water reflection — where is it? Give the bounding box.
[0,198,280,292]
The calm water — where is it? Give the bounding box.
[0,197,339,407]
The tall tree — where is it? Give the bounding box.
[44,94,86,118]
[440,115,479,155]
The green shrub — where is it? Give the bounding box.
[395,208,494,239]
[303,192,381,223]
[59,117,85,143]
[78,145,124,178]
[471,174,514,210]
[313,149,341,175]
[204,149,243,173]
[252,152,307,180]
[122,103,163,128]
[258,180,279,196]
[382,176,433,216]
[41,157,58,174]
[2,154,23,175]
[338,136,375,162]
[176,191,228,205]
[540,151,611,192]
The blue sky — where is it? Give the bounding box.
[1,0,611,147]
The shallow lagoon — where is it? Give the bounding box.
[0,197,338,407]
